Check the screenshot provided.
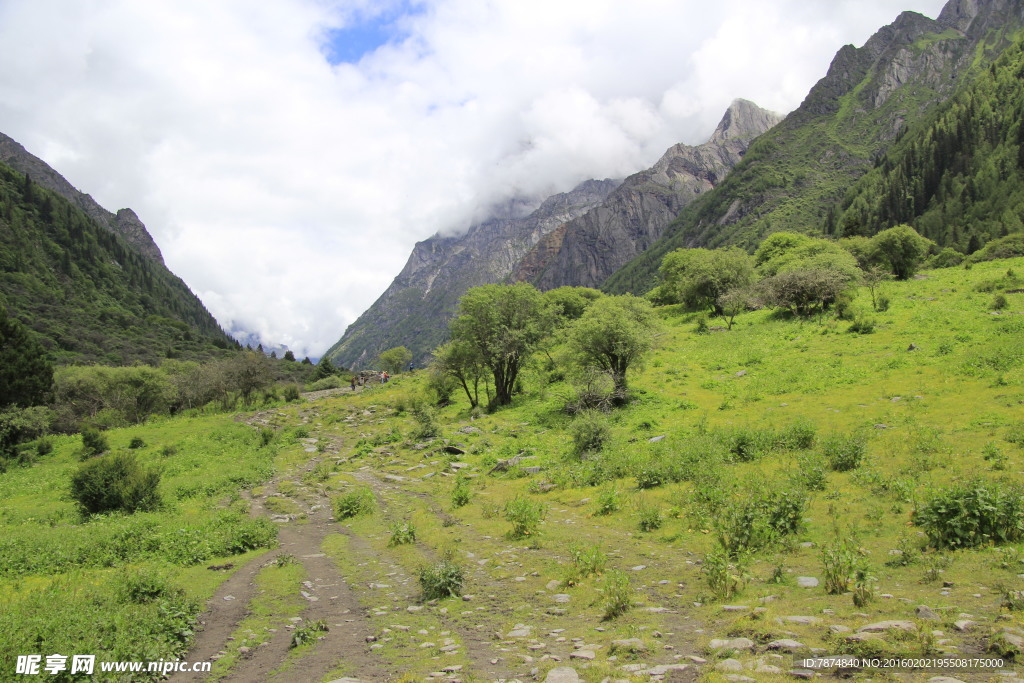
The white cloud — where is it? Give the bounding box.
[0,0,948,357]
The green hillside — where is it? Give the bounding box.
[837,38,1024,249]
[3,256,1022,680]
[0,162,235,365]
[605,23,1024,296]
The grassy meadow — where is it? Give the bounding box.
[2,257,1024,681]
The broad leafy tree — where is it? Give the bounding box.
[567,295,659,395]
[659,247,755,312]
[869,224,932,279]
[378,346,413,374]
[448,283,550,408]
[431,340,489,409]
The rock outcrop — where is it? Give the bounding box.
[0,132,164,264]
[516,99,781,290]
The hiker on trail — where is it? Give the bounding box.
[408,362,414,372]
[382,371,389,384]
[350,376,357,391]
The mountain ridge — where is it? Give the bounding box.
[325,99,780,369]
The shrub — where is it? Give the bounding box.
[35,437,54,456]
[504,496,546,540]
[116,566,176,604]
[821,433,867,471]
[69,452,162,516]
[291,620,329,648]
[993,294,1009,310]
[419,557,464,600]
[713,488,807,557]
[332,487,375,520]
[721,426,773,462]
[450,476,471,509]
[570,411,611,456]
[913,480,1024,549]
[636,501,664,532]
[779,418,817,450]
[128,437,146,449]
[791,453,828,491]
[282,384,301,402]
[704,547,749,601]
[409,403,440,440]
[79,427,109,459]
[388,521,417,546]
[820,537,861,594]
[594,487,622,516]
[759,268,849,316]
[562,543,607,587]
[848,317,876,334]
[600,569,633,620]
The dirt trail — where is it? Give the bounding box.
[177,395,709,682]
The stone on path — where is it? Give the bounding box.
[709,637,755,652]
[858,620,917,633]
[767,639,805,652]
[716,659,744,672]
[543,667,580,683]
[916,605,941,620]
[610,638,648,654]
[569,650,595,661]
[796,577,819,588]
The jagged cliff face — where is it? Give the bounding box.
[324,179,621,368]
[0,133,164,264]
[605,0,1024,294]
[515,99,781,290]
[325,100,780,369]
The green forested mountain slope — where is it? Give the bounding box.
[0,162,235,365]
[837,37,1024,249]
[605,0,1024,295]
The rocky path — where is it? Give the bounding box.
[173,396,722,682]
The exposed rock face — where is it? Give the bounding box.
[324,179,621,368]
[605,0,1024,293]
[516,99,781,289]
[0,132,164,264]
[326,99,780,369]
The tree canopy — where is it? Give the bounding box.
[567,295,659,395]
[659,247,755,312]
[449,283,550,408]
[0,306,53,409]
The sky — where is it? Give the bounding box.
[0,0,949,358]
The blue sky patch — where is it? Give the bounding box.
[321,3,421,65]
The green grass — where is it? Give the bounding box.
[3,257,1024,677]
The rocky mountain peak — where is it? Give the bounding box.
[0,131,164,264]
[711,98,783,143]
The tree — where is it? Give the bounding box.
[283,350,296,362]
[567,295,659,396]
[717,287,755,331]
[449,283,550,408]
[659,247,755,312]
[542,286,603,320]
[314,356,339,380]
[0,306,53,409]
[225,351,272,404]
[869,224,932,279]
[378,346,413,374]
[759,268,849,317]
[431,340,489,409]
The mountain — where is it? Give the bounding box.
[0,134,235,365]
[0,133,164,264]
[605,0,1024,294]
[325,100,779,369]
[323,180,621,368]
[514,99,782,290]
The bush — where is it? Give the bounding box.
[409,403,440,440]
[713,488,808,557]
[128,437,146,449]
[848,317,876,334]
[282,384,301,402]
[70,452,162,516]
[332,487,375,520]
[80,427,109,459]
[570,411,611,456]
[388,521,417,547]
[993,294,1009,310]
[419,557,464,600]
[779,418,817,450]
[822,433,867,471]
[704,547,749,601]
[600,570,633,620]
[636,501,664,532]
[913,480,1024,549]
[820,537,862,594]
[116,566,177,604]
[759,268,850,316]
[562,543,607,587]
[291,620,329,648]
[504,496,546,540]
[451,476,471,509]
[594,487,622,516]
